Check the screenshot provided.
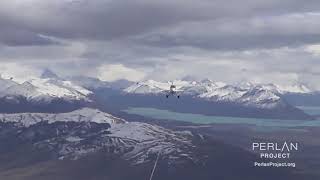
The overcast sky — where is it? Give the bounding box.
[1,0,320,89]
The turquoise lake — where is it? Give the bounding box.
[297,106,320,116]
[123,107,320,127]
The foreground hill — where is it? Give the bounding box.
[0,108,303,180]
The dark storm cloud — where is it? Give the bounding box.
[1,0,320,48]
[0,28,58,46]
[0,15,59,46]
[0,0,207,45]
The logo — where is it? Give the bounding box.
[252,141,299,168]
[252,141,298,159]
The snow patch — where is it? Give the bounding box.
[0,108,124,127]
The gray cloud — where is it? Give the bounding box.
[1,0,320,45]
[135,12,320,50]
[0,0,207,44]
[1,0,320,88]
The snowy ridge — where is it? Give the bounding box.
[125,79,225,95]
[105,122,194,164]
[0,108,125,127]
[29,78,91,99]
[239,87,283,109]
[0,76,92,103]
[0,108,197,164]
[125,79,285,109]
[237,82,312,94]
[0,77,18,92]
[277,84,311,94]
[200,85,284,109]
[125,80,169,94]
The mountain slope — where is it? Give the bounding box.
[0,108,303,180]
[0,76,93,113]
[0,108,197,164]
[0,73,312,119]
[125,80,290,109]
[121,79,311,119]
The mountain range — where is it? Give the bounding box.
[0,70,317,179]
[0,70,316,119]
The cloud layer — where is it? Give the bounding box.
[1,0,320,89]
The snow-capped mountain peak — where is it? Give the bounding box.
[277,83,312,94]
[0,75,92,104]
[0,76,18,92]
[236,81,312,94]
[124,80,169,94]
[125,79,286,109]
[4,81,39,98]
[41,68,60,79]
